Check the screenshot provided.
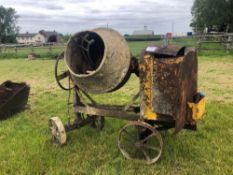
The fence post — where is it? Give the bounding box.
[15,46,18,57]
[226,35,232,53]
[49,43,52,52]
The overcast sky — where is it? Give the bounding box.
[1,0,195,35]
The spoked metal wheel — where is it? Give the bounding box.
[49,117,67,145]
[118,121,163,164]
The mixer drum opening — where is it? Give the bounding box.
[65,28,131,94]
[65,31,105,76]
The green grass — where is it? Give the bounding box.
[0,43,233,174]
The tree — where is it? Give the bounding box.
[190,0,233,33]
[0,6,19,43]
[61,34,72,43]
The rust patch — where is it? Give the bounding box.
[152,56,184,117]
[139,54,157,120]
[140,47,198,133]
[157,56,184,64]
[175,51,197,133]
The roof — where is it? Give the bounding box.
[39,30,58,38]
[133,30,154,36]
[17,33,36,37]
[17,30,58,38]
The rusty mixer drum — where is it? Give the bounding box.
[65,28,131,94]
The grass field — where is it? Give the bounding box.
[0,42,233,175]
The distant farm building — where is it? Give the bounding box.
[16,30,59,44]
[125,26,161,41]
[133,26,154,36]
[133,30,154,36]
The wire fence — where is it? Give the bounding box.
[196,33,233,53]
[0,35,232,59]
[0,43,65,59]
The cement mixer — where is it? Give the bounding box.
[49,28,206,164]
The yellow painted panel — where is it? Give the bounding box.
[142,54,157,120]
[188,97,206,121]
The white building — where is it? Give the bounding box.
[16,30,58,44]
[133,26,154,36]
[133,30,154,36]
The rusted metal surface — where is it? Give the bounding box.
[139,54,157,120]
[144,45,186,57]
[58,42,199,134]
[0,81,30,119]
[65,28,131,94]
[151,56,184,118]
[175,51,197,132]
[118,121,163,164]
[140,46,197,133]
[51,25,203,163]
[74,104,140,121]
[63,43,198,133]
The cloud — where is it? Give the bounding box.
[1,0,194,34]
